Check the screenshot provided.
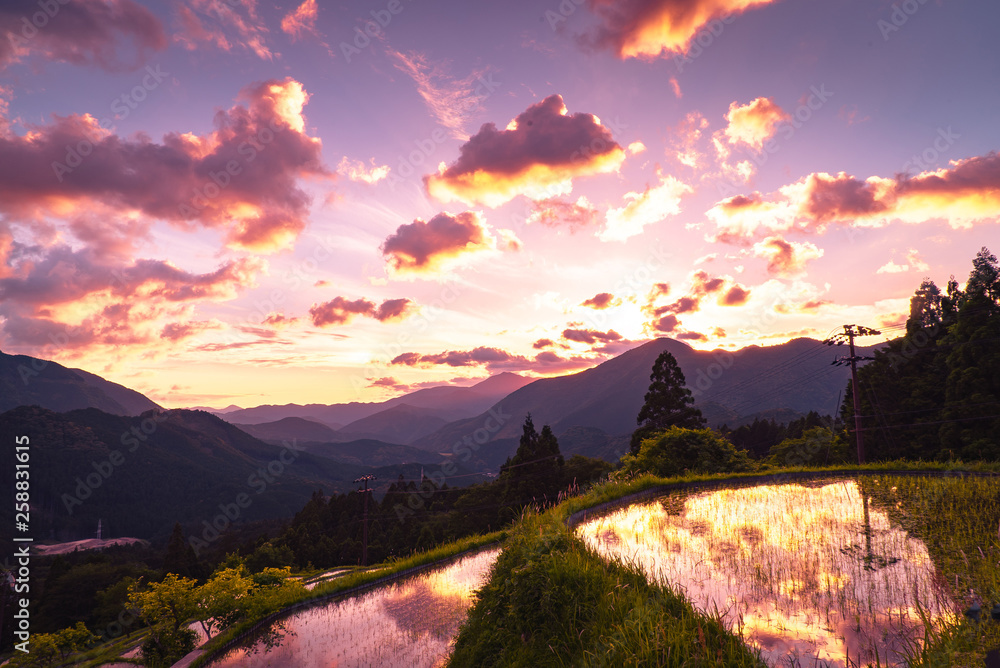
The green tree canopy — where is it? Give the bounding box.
[621,427,753,478]
[842,247,1000,461]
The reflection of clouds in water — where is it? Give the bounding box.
[380,578,467,640]
[208,548,499,668]
[577,479,956,668]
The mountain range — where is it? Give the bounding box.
[0,349,160,415]
[0,336,877,539]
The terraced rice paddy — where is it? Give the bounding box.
[576,477,975,667]
[208,547,500,668]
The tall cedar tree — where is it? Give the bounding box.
[631,350,706,454]
[842,247,1000,460]
[499,415,565,517]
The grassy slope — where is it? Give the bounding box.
[449,461,1000,667]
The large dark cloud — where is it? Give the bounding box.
[425,94,625,207]
[580,0,777,59]
[390,345,595,374]
[0,78,327,252]
[309,297,415,327]
[381,211,495,275]
[0,0,166,71]
[561,328,623,344]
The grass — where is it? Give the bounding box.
[449,462,1000,668]
[447,508,767,667]
[39,461,1000,666]
[864,474,1000,666]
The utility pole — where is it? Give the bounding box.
[354,475,376,565]
[825,325,880,464]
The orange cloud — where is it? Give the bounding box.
[0,244,264,356]
[425,95,625,207]
[752,235,824,277]
[708,152,1000,242]
[721,285,750,305]
[337,156,390,184]
[381,211,497,276]
[583,0,778,59]
[670,111,709,168]
[0,78,327,253]
[581,292,620,309]
[281,0,318,40]
[642,270,749,333]
[527,196,601,230]
[722,97,790,150]
[600,174,691,241]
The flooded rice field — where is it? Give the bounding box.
[576,478,959,667]
[208,547,499,668]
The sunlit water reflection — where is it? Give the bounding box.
[576,479,957,667]
[209,547,499,668]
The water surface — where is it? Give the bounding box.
[209,547,499,668]
[576,479,956,667]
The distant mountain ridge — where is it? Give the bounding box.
[410,337,878,465]
[0,406,450,543]
[0,350,160,415]
[219,372,534,428]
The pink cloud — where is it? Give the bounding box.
[425,94,626,207]
[281,0,318,41]
[561,328,623,344]
[0,78,327,253]
[381,211,497,276]
[308,297,415,327]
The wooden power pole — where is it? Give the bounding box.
[354,475,376,565]
[825,325,880,464]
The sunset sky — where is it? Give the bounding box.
[1,0,998,408]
